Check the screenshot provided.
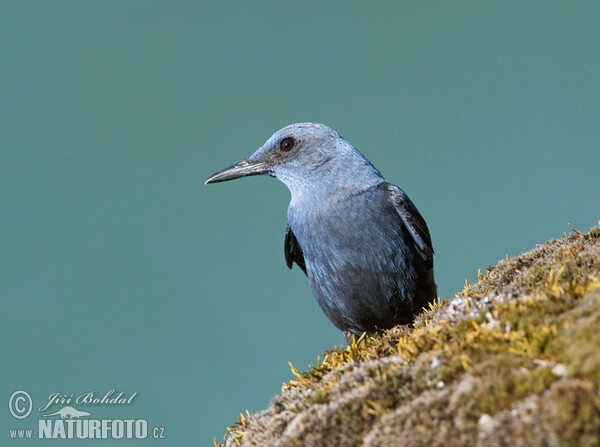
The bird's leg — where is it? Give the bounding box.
[344,331,356,345]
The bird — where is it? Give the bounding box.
[205,123,437,342]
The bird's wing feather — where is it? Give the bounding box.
[382,182,434,264]
[284,225,308,276]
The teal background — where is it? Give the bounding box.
[1,1,599,445]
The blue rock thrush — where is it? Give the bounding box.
[205,123,437,342]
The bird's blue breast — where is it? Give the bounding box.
[288,185,419,333]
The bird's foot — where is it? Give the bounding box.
[344,331,367,345]
[393,323,412,335]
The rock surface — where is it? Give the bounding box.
[220,226,600,446]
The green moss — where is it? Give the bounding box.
[219,226,600,446]
[558,305,600,381]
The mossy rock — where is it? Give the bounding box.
[219,226,600,447]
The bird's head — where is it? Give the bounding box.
[205,123,382,197]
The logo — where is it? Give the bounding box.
[41,406,91,419]
[8,391,32,420]
[7,389,165,441]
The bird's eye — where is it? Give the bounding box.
[279,137,295,152]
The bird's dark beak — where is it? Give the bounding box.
[205,160,270,185]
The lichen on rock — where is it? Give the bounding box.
[218,225,600,447]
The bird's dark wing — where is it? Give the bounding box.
[381,182,434,266]
[284,225,307,276]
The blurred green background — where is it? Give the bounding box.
[1,1,599,445]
